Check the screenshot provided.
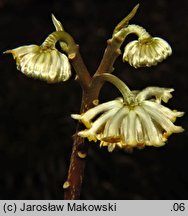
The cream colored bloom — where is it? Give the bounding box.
[123,37,172,68]
[5,34,71,83]
[72,87,184,152]
[119,24,172,68]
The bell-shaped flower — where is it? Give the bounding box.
[121,25,172,68]
[72,86,184,152]
[5,32,71,83]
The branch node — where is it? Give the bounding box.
[116,48,121,55]
[107,39,113,45]
[77,151,87,159]
[63,181,71,189]
[113,34,124,43]
[92,99,99,106]
[69,53,76,60]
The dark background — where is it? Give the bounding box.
[0,0,188,199]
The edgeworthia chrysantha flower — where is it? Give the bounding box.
[121,25,172,68]
[72,75,184,152]
[4,15,71,83]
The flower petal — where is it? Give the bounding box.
[78,107,121,142]
[142,100,184,122]
[121,116,128,145]
[127,110,137,146]
[74,99,123,128]
[135,106,162,145]
[135,116,144,144]
[123,40,137,62]
[103,106,129,140]
[136,87,174,103]
[5,45,39,60]
[142,103,184,135]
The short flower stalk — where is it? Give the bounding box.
[4,4,184,199]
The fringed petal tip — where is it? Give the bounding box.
[159,88,174,103]
[4,49,17,59]
[71,114,91,128]
[4,50,12,54]
[78,130,97,142]
[71,114,82,120]
[136,87,174,103]
[173,111,184,118]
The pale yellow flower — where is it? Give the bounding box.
[72,87,184,152]
[120,25,172,68]
[123,37,172,68]
[5,34,71,83]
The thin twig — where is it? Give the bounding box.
[64,90,99,199]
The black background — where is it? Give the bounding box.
[0,0,188,199]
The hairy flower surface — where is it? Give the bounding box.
[5,36,71,83]
[119,24,172,68]
[72,87,184,152]
[123,37,172,68]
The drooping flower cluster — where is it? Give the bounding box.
[123,37,172,68]
[72,87,184,152]
[5,44,71,83]
[5,15,71,83]
[121,25,172,68]
[4,10,184,154]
